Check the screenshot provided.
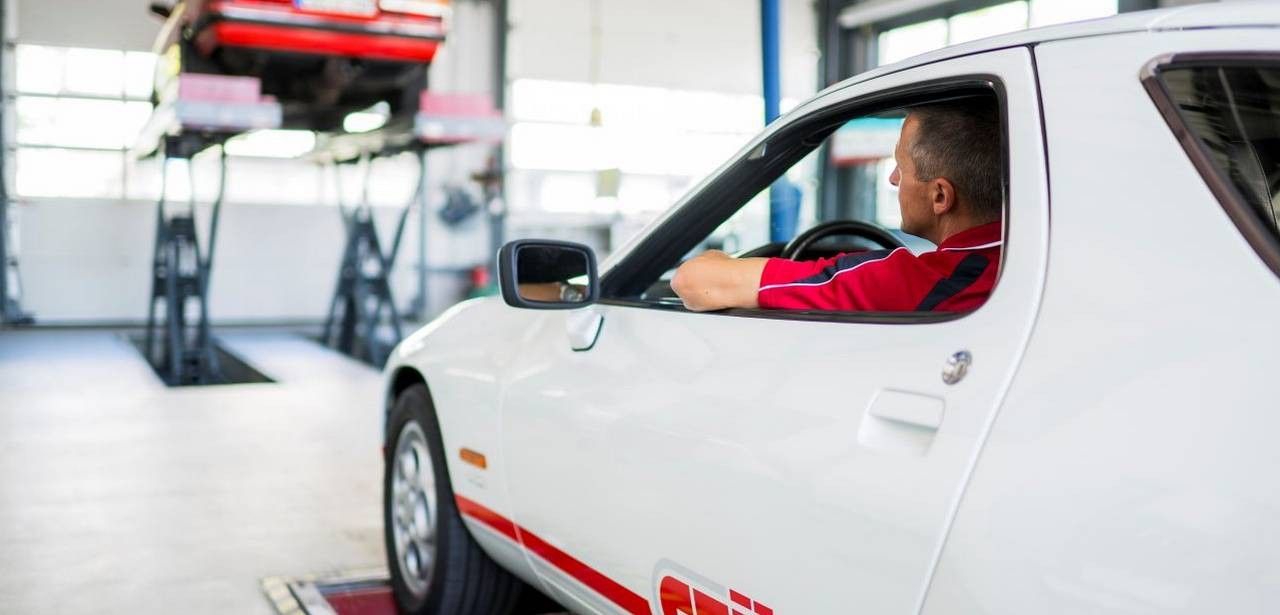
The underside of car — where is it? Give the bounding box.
[152,0,444,131]
[198,46,426,131]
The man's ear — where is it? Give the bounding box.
[931,178,957,215]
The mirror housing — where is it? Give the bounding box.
[498,240,600,310]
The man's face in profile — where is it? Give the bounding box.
[889,115,931,238]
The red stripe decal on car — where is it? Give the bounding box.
[455,495,651,615]
[454,495,520,543]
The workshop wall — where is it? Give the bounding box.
[10,0,820,324]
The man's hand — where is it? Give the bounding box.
[671,250,768,312]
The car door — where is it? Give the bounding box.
[499,47,1048,615]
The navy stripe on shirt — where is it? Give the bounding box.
[787,249,895,286]
[915,252,990,311]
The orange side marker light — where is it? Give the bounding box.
[460,447,488,470]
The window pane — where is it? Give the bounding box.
[17,148,124,199]
[15,45,65,95]
[509,79,765,218]
[617,174,686,215]
[536,172,597,213]
[17,97,152,149]
[671,89,763,134]
[1157,63,1280,247]
[948,1,1029,45]
[877,19,947,66]
[510,80,596,124]
[511,123,601,171]
[1029,0,1117,27]
[125,51,159,99]
[63,48,126,97]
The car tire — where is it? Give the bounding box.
[384,383,524,615]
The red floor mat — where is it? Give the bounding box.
[315,582,397,615]
[263,568,567,615]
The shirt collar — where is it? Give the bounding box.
[937,221,1004,251]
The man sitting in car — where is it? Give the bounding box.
[672,99,1004,313]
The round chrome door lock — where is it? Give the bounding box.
[942,350,972,385]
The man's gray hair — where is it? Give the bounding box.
[907,99,1002,222]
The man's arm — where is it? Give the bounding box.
[671,250,768,312]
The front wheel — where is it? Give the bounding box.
[383,384,524,614]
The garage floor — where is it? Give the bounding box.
[0,329,387,614]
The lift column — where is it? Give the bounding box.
[135,74,281,385]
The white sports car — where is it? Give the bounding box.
[380,5,1280,614]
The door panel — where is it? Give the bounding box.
[500,47,1048,614]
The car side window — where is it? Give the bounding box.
[1147,58,1280,276]
[602,87,1008,321]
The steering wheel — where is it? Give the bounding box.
[781,220,906,259]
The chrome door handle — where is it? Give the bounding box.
[942,350,972,385]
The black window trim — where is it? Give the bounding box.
[597,71,1014,326]
[1141,52,1280,279]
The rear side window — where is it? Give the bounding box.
[1146,57,1280,275]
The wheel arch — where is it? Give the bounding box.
[386,365,429,425]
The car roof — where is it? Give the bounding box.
[821,1,1280,96]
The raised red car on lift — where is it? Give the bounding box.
[150,0,450,131]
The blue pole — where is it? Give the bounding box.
[761,0,781,124]
[762,0,799,243]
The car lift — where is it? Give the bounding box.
[318,151,419,367]
[142,139,227,385]
[317,92,503,367]
[135,74,282,385]
[137,70,501,374]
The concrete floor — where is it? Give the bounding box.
[0,329,387,614]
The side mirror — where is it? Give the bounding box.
[497,240,600,310]
[149,2,173,19]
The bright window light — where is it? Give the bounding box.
[343,102,391,133]
[511,80,596,124]
[124,51,159,99]
[949,1,1029,45]
[511,123,602,172]
[224,130,316,158]
[617,175,679,214]
[1030,0,1117,27]
[878,19,948,65]
[63,48,127,97]
[536,173,596,212]
[508,79,774,214]
[16,97,151,150]
[16,46,65,95]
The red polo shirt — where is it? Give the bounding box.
[756,222,1003,312]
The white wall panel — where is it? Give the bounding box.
[14,198,447,323]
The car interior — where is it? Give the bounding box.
[630,93,1007,312]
